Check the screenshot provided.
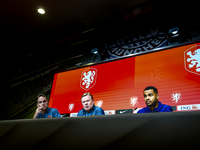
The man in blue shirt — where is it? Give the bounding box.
[137,86,173,113]
[33,94,61,119]
[77,92,105,116]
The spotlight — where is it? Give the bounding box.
[172,30,178,35]
[91,48,98,55]
[38,8,45,14]
[169,27,180,37]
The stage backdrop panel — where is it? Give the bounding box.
[49,43,200,115]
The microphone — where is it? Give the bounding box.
[82,112,86,116]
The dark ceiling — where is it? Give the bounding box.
[0,0,150,85]
[1,0,148,41]
[0,0,199,86]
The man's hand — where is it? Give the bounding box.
[33,106,44,119]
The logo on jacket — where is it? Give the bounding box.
[130,96,138,107]
[47,115,52,118]
[80,68,97,91]
[184,45,200,75]
[171,92,182,103]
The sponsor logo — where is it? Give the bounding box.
[116,109,133,114]
[95,100,103,108]
[80,68,97,91]
[184,45,200,75]
[70,113,78,117]
[68,103,75,112]
[47,115,52,118]
[171,92,182,103]
[177,104,200,111]
[120,110,128,114]
[130,96,138,107]
[104,110,115,115]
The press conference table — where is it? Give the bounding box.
[0,111,199,150]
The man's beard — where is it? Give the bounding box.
[146,100,157,108]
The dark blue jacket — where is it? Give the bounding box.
[36,107,61,118]
[77,105,105,116]
[137,101,173,113]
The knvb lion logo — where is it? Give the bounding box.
[68,103,74,112]
[184,45,200,75]
[80,68,97,91]
[130,96,138,107]
[171,92,182,103]
[95,100,103,108]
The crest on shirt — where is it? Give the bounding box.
[80,68,97,91]
[130,96,138,107]
[171,91,182,103]
[184,45,200,75]
[68,103,75,112]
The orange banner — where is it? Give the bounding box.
[49,43,200,114]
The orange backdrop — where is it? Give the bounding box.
[49,43,200,114]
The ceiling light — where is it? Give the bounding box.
[38,8,45,14]
[91,48,98,55]
[172,30,178,34]
[169,27,179,35]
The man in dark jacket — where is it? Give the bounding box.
[137,86,173,113]
[33,94,61,119]
[77,92,105,116]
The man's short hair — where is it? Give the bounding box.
[81,92,94,100]
[144,86,158,94]
[36,94,47,103]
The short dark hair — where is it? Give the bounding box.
[81,92,94,100]
[144,86,158,94]
[36,94,47,103]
